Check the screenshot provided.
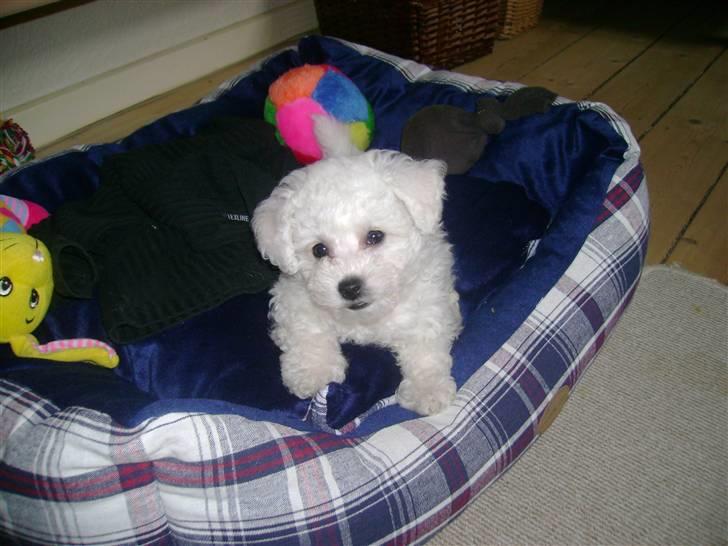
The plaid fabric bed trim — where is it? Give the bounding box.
[0,41,648,545]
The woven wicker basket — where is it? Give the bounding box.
[498,0,543,39]
[313,0,500,69]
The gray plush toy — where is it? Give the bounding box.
[401,86,557,174]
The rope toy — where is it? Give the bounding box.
[0,116,35,175]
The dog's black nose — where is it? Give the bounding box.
[338,276,363,301]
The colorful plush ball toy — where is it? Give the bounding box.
[264,64,375,164]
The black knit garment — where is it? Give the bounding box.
[31,118,298,343]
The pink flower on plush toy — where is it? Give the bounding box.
[0,194,49,233]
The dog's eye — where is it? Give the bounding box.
[0,277,12,297]
[312,243,328,259]
[366,230,385,246]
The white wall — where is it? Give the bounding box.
[0,0,318,147]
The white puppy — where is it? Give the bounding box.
[252,148,462,415]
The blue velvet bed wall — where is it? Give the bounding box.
[0,37,648,545]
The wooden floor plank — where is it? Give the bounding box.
[641,50,728,265]
[668,168,728,283]
[456,14,599,83]
[516,2,689,99]
[458,1,686,97]
[589,6,725,138]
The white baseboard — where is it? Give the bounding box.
[7,0,317,148]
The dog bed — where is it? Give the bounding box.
[0,36,648,544]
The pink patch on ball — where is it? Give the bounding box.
[276,97,327,163]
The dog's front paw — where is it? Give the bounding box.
[396,373,456,416]
[280,351,347,399]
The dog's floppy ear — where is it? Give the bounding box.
[252,173,302,275]
[369,150,447,234]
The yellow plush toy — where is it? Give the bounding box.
[0,230,118,369]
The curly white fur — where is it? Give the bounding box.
[252,149,462,415]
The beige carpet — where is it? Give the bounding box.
[430,266,727,546]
